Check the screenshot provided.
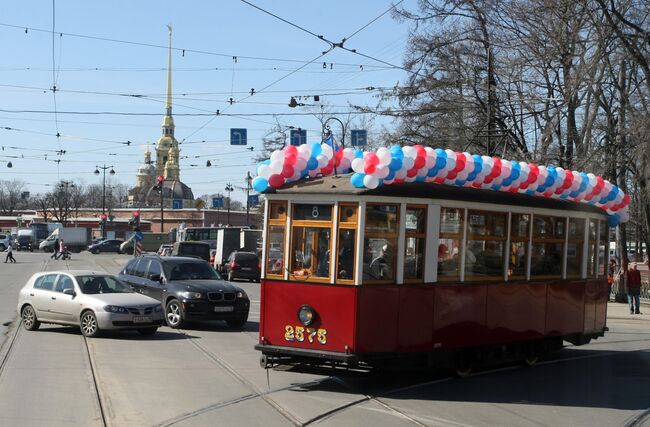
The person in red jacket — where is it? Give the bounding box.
[627,263,642,314]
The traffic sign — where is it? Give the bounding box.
[248,194,259,206]
[230,128,248,145]
[172,199,183,209]
[133,231,144,241]
[212,197,224,208]
[351,129,367,147]
[290,128,307,146]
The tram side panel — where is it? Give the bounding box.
[355,286,400,353]
[585,279,608,334]
[259,280,358,353]
[485,283,546,343]
[593,280,608,332]
[431,284,490,349]
[545,281,585,336]
[396,286,435,352]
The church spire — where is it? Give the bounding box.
[166,24,173,117]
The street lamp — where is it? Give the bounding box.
[94,165,115,239]
[245,172,252,226]
[154,175,165,232]
[322,117,346,175]
[58,180,75,225]
[225,183,234,225]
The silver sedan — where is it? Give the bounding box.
[17,270,164,337]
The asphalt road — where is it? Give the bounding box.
[1,251,649,427]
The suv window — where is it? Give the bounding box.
[54,275,74,292]
[0,234,6,239]
[162,260,222,281]
[147,260,162,279]
[134,258,150,277]
[34,274,57,291]
[235,252,258,263]
[123,258,139,275]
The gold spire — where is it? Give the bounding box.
[166,24,173,116]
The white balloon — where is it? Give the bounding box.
[298,144,311,158]
[270,150,284,163]
[395,169,407,180]
[351,157,365,173]
[445,158,456,172]
[321,144,333,159]
[258,164,272,179]
[402,156,415,170]
[376,164,390,179]
[445,149,456,161]
[376,147,392,165]
[402,146,417,159]
[295,158,307,172]
[425,155,435,169]
[270,160,283,174]
[317,154,328,168]
[364,174,379,189]
[343,148,355,161]
[339,158,351,171]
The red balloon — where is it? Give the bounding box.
[285,154,297,165]
[364,163,377,174]
[622,194,631,206]
[414,156,425,169]
[528,164,539,184]
[395,178,405,184]
[455,158,465,172]
[415,145,426,158]
[407,167,418,178]
[281,165,294,178]
[285,145,298,156]
[321,166,333,175]
[366,153,380,166]
[447,170,458,179]
[268,174,285,188]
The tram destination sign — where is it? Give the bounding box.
[293,204,332,221]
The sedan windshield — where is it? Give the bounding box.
[76,275,133,294]
[164,261,222,281]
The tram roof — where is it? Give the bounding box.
[266,173,606,216]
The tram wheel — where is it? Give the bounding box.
[454,351,474,378]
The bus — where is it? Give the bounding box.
[254,147,627,374]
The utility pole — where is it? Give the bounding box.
[245,172,252,226]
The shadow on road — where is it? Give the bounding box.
[33,325,197,340]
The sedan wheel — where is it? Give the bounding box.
[165,299,184,329]
[80,311,100,337]
[21,305,40,331]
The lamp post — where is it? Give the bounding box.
[58,180,75,225]
[322,117,346,176]
[155,175,165,232]
[245,172,252,226]
[225,183,234,225]
[94,165,115,239]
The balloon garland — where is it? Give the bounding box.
[253,143,630,226]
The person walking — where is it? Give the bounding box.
[607,259,618,301]
[50,238,60,259]
[4,243,16,263]
[54,239,65,260]
[627,263,642,314]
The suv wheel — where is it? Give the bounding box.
[165,299,184,328]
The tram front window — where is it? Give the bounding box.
[291,227,331,278]
[363,204,399,283]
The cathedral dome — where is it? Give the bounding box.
[137,163,156,177]
[145,179,194,204]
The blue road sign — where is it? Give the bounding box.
[134,231,144,241]
[351,129,368,147]
[290,128,307,146]
[247,194,259,206]
[172,199,183,209]
[212,197,224,208]
[230,128,248,145]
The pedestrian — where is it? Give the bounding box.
[54,239,65,260]
[51,238,60,259]
[607,259,617,301]
[4,243,16,263]
[627,263,642,314]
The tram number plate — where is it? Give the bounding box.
[133,316,152,324]
[284,325,327,345]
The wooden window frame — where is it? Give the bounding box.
[335,203,358,285]
[363,202,400,284]
[288,203,334,284]
[404,204,427,284]
[265,201,287,279]
[530,215,566,279]
[438,207,465,283]
[464,209,508,282]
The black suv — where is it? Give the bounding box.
[88,239,124,254]
[118,255,249,329]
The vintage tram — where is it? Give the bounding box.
[253,147,624,373]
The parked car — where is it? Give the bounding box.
[157,244,173,255]
[16,235,33,252]
[223,251,261,282]
[0,233,11,251]
[17,270,164,337]
[88,239,124,254]
[171,241,211,263]
[118,256,250,329]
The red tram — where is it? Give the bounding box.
[255,172,612,373]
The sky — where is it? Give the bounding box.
[0,1,412,203]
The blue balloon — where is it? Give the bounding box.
[472,154,483,175]
[416,175,426,182]
[351,173,366,188]
[560,194,569,199]
[311,143,322,157]
[427,167,438,177]
[252,177,269,192]
[491,184,501,191]
[435,157,446,170]
[307,157,318,170]
[525,190,535,196]
[510,162,520,181]
[502,179,512,187]
[390,145,404,159]
[608,214,620,227]
[389,158,402,171]
[606,186,618,202]
[385,170,395,181]
[256,160,270,174]
[455,179,466,186]
[354,149,364,159]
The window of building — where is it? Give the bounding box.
[438,207,464,282]
[404,206,426,282]
[265,201,287,278]
[465,210,507,281]
[530,215,565,277]
[508,213,530,279]
[566,218,585,277]
[363,204,399,283]
[290,204,333,281]
[336,203,357,283]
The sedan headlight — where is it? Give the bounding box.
[236,290,248,299]
[103,305,128,314]
[179,291,203,299]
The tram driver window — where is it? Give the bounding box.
[363,204,398,282]
[438,207,464,282]
[289,204,333,280]
[530,215,565,277]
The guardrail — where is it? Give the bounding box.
[611,276,650,303]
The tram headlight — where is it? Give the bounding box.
[297,304,316,326]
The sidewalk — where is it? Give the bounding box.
[607,301,650,321]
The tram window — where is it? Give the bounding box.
[598,220,607,277]
[509,214,530,279]
[269,201,287,220]
[587,219,598,277]
[465,210,507,281]
[336,229,356,281]
[363,204,399,283]
[566,218,585,277]
[291,227,331,279]
[266,225,285,276]
[531,215,565,278]
[438,207,464,282]
[404,206,426,282]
